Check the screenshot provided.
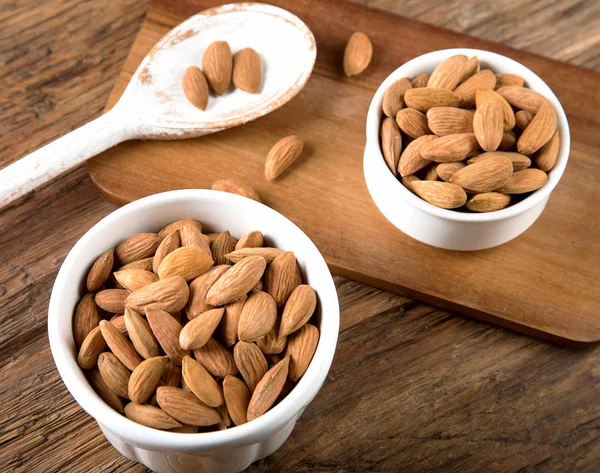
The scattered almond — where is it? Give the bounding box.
[212,179,261,203]
[264,135,304,182]
[343,32,372,77]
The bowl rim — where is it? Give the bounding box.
[48,189,340,452]
[365,47,571,223]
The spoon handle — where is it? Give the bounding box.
[0,110,136,207]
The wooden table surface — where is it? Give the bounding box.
[0,1,598,472]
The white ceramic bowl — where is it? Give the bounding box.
[48,190,339,473]
[363,48,570,251]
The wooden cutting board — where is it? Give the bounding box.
[88,0,600,344]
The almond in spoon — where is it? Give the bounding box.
[202,41,232,95]
[183,66,209,110]
[233,47,262,93]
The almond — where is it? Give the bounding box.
[459,56,480,82]
[146,306,189,365]
[218,403,232,431]
[225,247,283,264]
[382,78,412,118]
[496,169,548,194]
[115,233,160,266]
[157,246,214,281]
[211,231,237,266]
[517,100,557,155]
[205,256,266,306]
[77,326,106,369]
[118,257,154,272]
[404,88,462,112]
[285,324,319,382]
[211,179,262,203]
[395,108,430,139]
[247,357,290,422]
[126,276,189,314]
[182,66,209,111]
[170,424,199,433]
[124,307,160,359]
[193,337,239,377]
[180,223,211,255]
[495,73,525,89]
[420,133,479,163]
[95,288,128,313]
[110,315,127,335]
[475,89,515,132]
[235,231,263,250]
[420,162,440,181]
[179,308,224,350]
[256,318,287,355]
[124,403,182,430]
[223,375,251,426]
[233,47,261,93]
[473,99,503,151]
[73,293,102,348]
[182,355,224,407]
[158,220,202,240]
[114,269,158,292]
[515,110,534,130]
[264,135,304,181]
[279,284,316,337]
[220,294,247,346]
[158,360,181,388]
[534,131,559,172]
[427,54,467,90]
[238,291,277,342]
[202,41,232,95]
[153,230,180,273]
[233,341,268,392]
[380,117,402,176]
[156,386,222,426]
[467,151,531,171]
[411,74,428,88]
[401,174,420,192]
[86,248,114,292]
[410,181,467,209]
[499,131,516,151]
[97,352,131,399]
[450,157,513,192]
[426,107,474,136]
[265,251,302,309]
[343,31,372,77]
[453,69,496,107]
[99,320,142,371]
[88,367,125,414]
[465,192,512,212]
[128,356,169,404]
[186,265,230,319]
[397,135,436,177]
[496,86,546,113]
[436,162,465,182]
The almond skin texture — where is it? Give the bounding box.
[212,179,261,203]
[382,78,412,118]
[395,108,430,139]
[73,293,102,348]
[397,135,436,177]
[156,386,222,426]
[466,192,512,212]
[256,318,287,355]
[234,341,268,392]
[411,74,428,88]
[515,110,534,130]
[517,100,557,155]
[450,157,513,193]
[99,320,142,371]
[225,247,283,264]
[280,284,317,337]
[205,256,266,306]
[182,66,209,110]
[220,294,247,346]
[179,308,224,350]
[496,86,546,113]
[235,231,263,250]
[475,89,515,132]
[124,403,182,430]
[264,135,304,181]
[534,131,560,172]
[126,276,189,314]
[420,133,480,163]
[202,41,232,95]
[87,248,114,292]
[182,355,224,407]
[157,246,214,281]
[453,69,496,107]
[233,47,262,93]
[285,324,319,382]
[238,290,277,342]
[114,269,158,292]
[118,257,154,272]
[158,220,202,240]
[404,88,462,112]
[436,162,466,182]
[146,306,189,365]
[115,233,160,266]
[95,288,128,313]
[473,99,503,152]
[427,54,467,90]
[77,326,106,369]
[410,181,467,209]
[495,73,525,89]
[401,175,420,192]
[186,265,230,319]
[459,56,480,82]
[153,230,180,274]
[124,307,160,359]
[128,356,169,404]
[193,337,239,377]
[223,375,251,426]
[468,151,531,171]
[343,31,372,77]
[211,231,237,266]
[247,357,290,422]
[97,352,131,399]
[426,107,474,136]
[180,224,210,254]
[380,117,402,176]
[88,367,125,413]
[496,169,548,194]
[265,251,302,309]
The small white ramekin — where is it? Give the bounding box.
[363,48,570,251]
[48,190,339,473]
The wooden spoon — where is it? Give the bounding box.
[0,3,316,206]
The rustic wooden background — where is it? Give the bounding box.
[1,1,598,472]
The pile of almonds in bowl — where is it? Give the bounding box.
[379,54,560,212]
[75,219,319,432]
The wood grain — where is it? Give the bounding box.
[87,0,600,343]
[0,1,599,472]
